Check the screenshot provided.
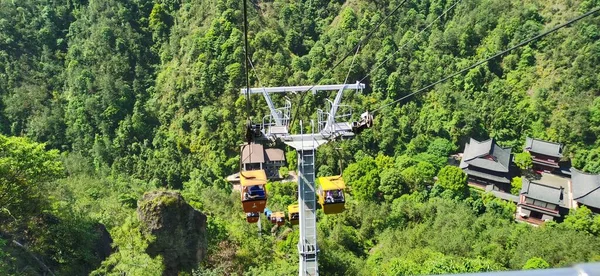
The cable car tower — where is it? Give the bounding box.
[242,83,371,276]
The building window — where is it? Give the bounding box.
[525,198,534,204]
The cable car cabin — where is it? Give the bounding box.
[246,212,259,223]
[351,111,373,135]
[318,176,346,214]
[240,170,268,213]
[268,210,276,224]
[264,208,272,221]
[288,204,299,225]
[272,212,285,226]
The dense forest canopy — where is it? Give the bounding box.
[1,0,600,275]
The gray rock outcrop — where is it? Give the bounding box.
[137,191,207,276]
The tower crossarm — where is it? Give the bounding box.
[241,83,364,94]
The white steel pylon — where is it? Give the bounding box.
[241,82,366,276]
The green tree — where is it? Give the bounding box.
[343,156,379,201]
[395,154,417,170]
[514,152,533,170]
[522,257,550,270]
[406,135,431,156]
[511,176,523,195]
[437,166,468,198]
[286,150,297,171]
[279,166,290,178]
[149,3,172,44]
[379,168,408,202]
[582,147,600,174]
[91,215,164,275]
[0,238,8,274]
[563,206,596,235]
[414,152,448,171]
[427,138,457,157]
[0,135,64,224]
[402,162,436,192]
[318,165,334,178]
[375,153,395,170]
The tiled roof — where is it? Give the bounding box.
[241,143,265,164]
[463,168,510,184]
[265,148,285,162]
[485,186,519,202]
[571,168,600,209]
[460,138,511,172]
[525,137,563,158]
[521,178,565,206]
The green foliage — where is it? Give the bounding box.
[574,147,600,174]
[265,181,297,212]
[375,153,395,170]
[395,154,417,170]
[401,162,436,192]
[279,166,290,178]
[406,135,432,156]
[28,212,104,275]
[92,215,164,275]
[0,238,9,275]
[414,152,448,171]
[0,134,110,274]
[437,166,469,198]
[522,257,550,270]
[481,193,517,221]
[379,168,408,202]
[0,135,63,224]
[343,156,379,202]
[286,150,297,171]
[317,165,333,178]
[563,206,600,236]
[511,176,523,195]
[373,249,504,275]
[372,195,599,273]
[2,0,600,274]
[514,152,533,170]
[427,138,458,157]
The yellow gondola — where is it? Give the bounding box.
[240,170,268,213]
[318,176,346,214]
[273,212,285,226]
[288,204,299,225]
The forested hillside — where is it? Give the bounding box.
[1,0,600,275]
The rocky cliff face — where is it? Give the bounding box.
[137,191,207,276]
[93,223,113,262]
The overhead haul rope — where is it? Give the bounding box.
[289,0,410,129]
[370,6,600,115]
[247,56,279,123]
[359,0,463,83]
[245,57,281,181]
[314,0,461,144]
[343,45,361,86]
[241,0,258,180]
[242,0,251,131]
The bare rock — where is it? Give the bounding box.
[137,191,207,276]
[93,223,113,261]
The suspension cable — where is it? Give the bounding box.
[248,57,281,123]
[289,0,409,128]
[371,6,600,115]
[248,57,267,89]
[343,45,361,85]
[241,0,253,179]
[242,0,251,123]
[359,0,462,83]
